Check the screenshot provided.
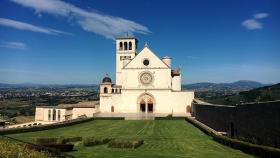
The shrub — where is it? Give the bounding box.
[0,117,94,135]
[39,144,74,152]
[83,137,111,146]
[213,135,280,158]
[36,138,59,144]
[185,117,280,158]
[108,139,144,149]
[0,139,53,158]
[27,143,74,152]
[36,136,82,145]
[61,136,82,143]
[155,117,186,120]
[93,117,124,120]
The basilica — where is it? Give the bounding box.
[34,35,194,123]
[99,35,194,116]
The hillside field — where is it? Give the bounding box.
[7,120,254,158]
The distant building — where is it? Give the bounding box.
[35,101,99,122]
[99,35,194,115]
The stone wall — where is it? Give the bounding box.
[192,101,280,148]
[192,104,235,132]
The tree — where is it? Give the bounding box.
[256,90,274,102]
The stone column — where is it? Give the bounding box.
[145,102,148,114]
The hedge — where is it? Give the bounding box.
[154,117,186,120]
[0,117,125,135]
[61,136,82,143]
[27,143,74,152]
[36,136,82,145]
[108,139,144,149]
[36,138,59,145]
[93,117,125,120]
[83,137,112,146]
[0,117,94,135]
[185,117,280,158]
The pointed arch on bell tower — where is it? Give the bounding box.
[115,34,138,85]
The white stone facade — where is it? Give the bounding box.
[100,36,194,116]
[34,35,194,123]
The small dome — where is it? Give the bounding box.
[102,76,112,83]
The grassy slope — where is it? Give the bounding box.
[14,116,35,124]
[0,139,51,158]
[7,120,254,158]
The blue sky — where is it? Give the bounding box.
[0,0,279,84]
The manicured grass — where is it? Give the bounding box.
[7,120,254,158]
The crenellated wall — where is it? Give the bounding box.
[192,100,280,148]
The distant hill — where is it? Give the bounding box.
[183,80,270,92]
[239,83,280,102]
[198,83,280,105]
[0,83,97,88]
[0,83,42,88]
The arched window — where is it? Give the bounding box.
[104,87,108,94]
[119,42,123,50]
[52,109,56,121]
[124,42,128,50]
[129,42,132,50]
[112,89,114,93]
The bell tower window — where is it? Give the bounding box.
[124,42,128,50]
[129,42,132,50]
[104,87,108,94]
[119,42,123,50]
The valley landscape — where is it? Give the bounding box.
[1,0,279,157]
[1,80,278,124]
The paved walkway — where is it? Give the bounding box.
[193,98,213,105]
[93,112,190,120]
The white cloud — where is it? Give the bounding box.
[241,12,269,30]
[0,41,27,50]
[254,13,269,19]
[10,0,151,39]
[242,19,262,30]
[0,18,72,35]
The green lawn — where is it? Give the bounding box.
[7,120,254,158]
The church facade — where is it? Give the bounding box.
[33,35,194,124]
[100,36,194,115]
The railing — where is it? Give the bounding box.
[0,134,76,158]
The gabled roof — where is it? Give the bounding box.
[123,45,170,69]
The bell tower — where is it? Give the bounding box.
[115,34,137,85]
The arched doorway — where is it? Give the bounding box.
[137,93,155,113]
[147,99,153,112]
[140,100,146,112]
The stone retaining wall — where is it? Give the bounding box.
[192,100,280,148]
